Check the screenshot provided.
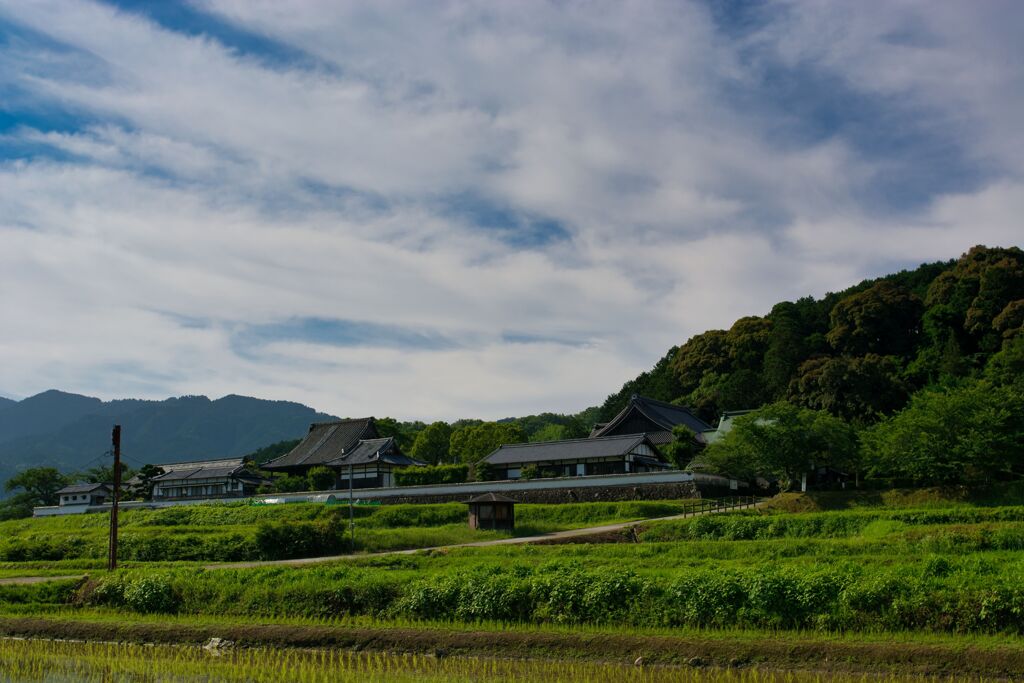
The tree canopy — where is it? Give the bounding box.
[598,246,1023,426]
[409,421,453,465]
[448,422,527,463]
[863,380,1024,485]
[695,402,859,487]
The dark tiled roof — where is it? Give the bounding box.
[591,395,712,438]
[152,457,245,472]
[57,483,110,495]
[466,492,518,504]
[483,434,661,466]
[152,464,245,482]
[263,419,377,470]
[326,437,425,468]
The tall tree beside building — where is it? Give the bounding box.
[409,421,453,464]
[1,467,71,519]
[695,402,859,488]
[449,422,526,464]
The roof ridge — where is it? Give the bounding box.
[311,417,374,427]
[634,394,694,411]
[499,433,644,449]
[154,456,245,467]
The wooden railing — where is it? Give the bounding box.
[680,496,760,516]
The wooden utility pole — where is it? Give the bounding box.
[108,425,122,571]
[349,464,355,552]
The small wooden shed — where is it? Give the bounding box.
[466,492,517,532]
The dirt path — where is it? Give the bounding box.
[206,501,762,570]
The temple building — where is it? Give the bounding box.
[590,394,713,446]
[263,418,425,489]
[481,434,670,480]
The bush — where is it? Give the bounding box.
[394,464,469,487]
[254,514,346,560]
[123,574,178,613]
[307,467,336,491]
[273,475,309,493]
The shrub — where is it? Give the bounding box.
[307,467,336,491]
[123,574,178,613]
[254,515,346,560]
[273,475,309,493]
[394,464,469,487]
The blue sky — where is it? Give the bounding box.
[0,0,1022,418]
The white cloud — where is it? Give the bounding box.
[0,0,1020,419]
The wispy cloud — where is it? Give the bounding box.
[0,0,1021,419]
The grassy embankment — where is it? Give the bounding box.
[2,489,1024,675]
[0,499,698,565]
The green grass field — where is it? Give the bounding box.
[0,499,699,562]
[2,489,1024,676]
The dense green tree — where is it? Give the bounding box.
[2,467,73,517]
[924,246,1024,354]
[695,402,859,488]
[763,302,808,398]
[826,281,923,358]
[672,332,730,395]
[789,354,909,423]
[661,425,701,469]
[306,466,336,491]
[409,421,453,464]
[863,380,1024,484]
[449,422,526,463]
[530,423,571,442]
[993,299,1024,341]
[373,417,427,451]
[686,369,768,423]
[4,467,70,506]
[272,475,308,493]
[128,464,166,501]
[514,413,588,441]
[985,335,1024,389]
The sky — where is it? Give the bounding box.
[0,1,1022,420]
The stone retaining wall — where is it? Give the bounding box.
[371,481,702,505]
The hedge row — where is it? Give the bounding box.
[81,562,1024,634]
[395,464,469,486]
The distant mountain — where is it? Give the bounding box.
[0,390,337,487]
[0,397,14,412]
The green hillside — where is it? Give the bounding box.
[598,245,1023,424]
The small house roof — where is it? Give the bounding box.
[325,437,425,468]
[263,418,377,470]
[482,433,663,466]
[57,483,110,495]
[466,492,518,504]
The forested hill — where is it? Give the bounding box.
[0,391,336,486]
[597,245,1024,425]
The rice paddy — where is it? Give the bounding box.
[0,639,1000,683]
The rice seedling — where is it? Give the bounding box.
[0,638,998,683]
